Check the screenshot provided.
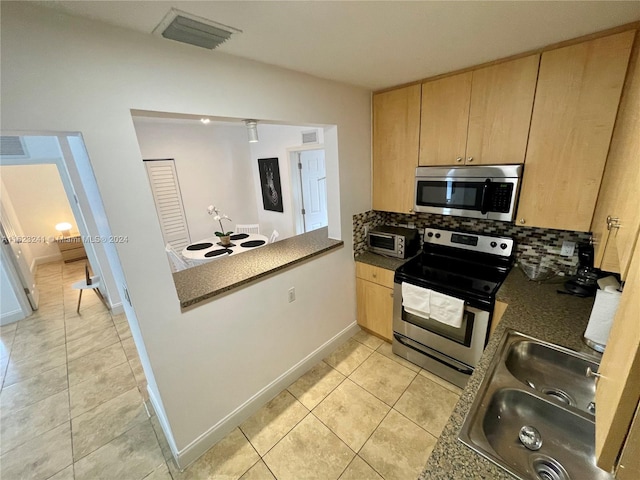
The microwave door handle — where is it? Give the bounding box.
[480,179,491,214]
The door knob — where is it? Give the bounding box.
[455,157,463,163]
[519,219,526,225]
[466,156,474,163]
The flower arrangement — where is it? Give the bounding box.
[207,205,233,237]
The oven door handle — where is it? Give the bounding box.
[394,334,474,375]
[480,179,491,214]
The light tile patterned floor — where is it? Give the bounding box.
[0,262,462,480]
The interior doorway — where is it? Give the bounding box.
[289,147,327,235]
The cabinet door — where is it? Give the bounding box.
[516,31,634,231]
[372,85,421,214]
[466,55,540,165]
[356,278,393,342]
[595,230,640,472]
[591,35,640,279]
[419,72,472,166]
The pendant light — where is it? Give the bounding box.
[244,120,259,143]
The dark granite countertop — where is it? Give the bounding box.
[173,228,343,309]
[419,268,597,479]
[354,250,417,271]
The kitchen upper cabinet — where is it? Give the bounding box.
[419,55,539,166]
[591,34,640,280]
[595,230,640,475]
[372,85,421,214]
[515,31,635,232]
[356,262,394,342]
[420,72,472,166]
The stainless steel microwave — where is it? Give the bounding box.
[415,164,523,222]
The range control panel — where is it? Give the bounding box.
[423,228,514,257]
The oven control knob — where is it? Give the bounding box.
[490,241,497,248]
[500,243,508,250]
[435,233,441,239]
[427,232,433,238]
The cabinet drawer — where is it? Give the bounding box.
[355,262,395,288]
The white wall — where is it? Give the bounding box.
[249,124,326,238]
[0,260,24,325]
[132,119,259,242]
[1,164,75,265]
[0,2,371,462]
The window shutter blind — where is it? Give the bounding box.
[144,159,191,252]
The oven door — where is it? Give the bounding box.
[392,282,490,368]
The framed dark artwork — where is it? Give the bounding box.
[258,157,284,212]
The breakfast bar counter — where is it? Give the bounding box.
[419,268,597,479]
[173,228,343,309]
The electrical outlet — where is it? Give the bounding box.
[560,241,576,257]
[288,287,295,303]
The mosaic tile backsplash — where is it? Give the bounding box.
[353,210,592,276]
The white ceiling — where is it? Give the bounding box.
[36,1,640,90]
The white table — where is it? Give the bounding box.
[182,233,269,261]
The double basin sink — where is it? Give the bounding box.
[458,330,611,480]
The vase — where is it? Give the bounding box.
[219,235,231,246]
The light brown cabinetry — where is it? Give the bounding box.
[595,229,640,476]
[515,31,635,232]
[419,55,539,166]
[489,300,508,337]
[56,236,87,263]
[372,85,421,214]
[591,34,640,280]
[355,262,394,342]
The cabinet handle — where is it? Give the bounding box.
[586,366,602,379]
[519,219,526,225]
[409,208,414,213]
[390,292,394,298]
[606,215,620,230]
[467,156,474,163]
[372,273,377,278]
[455,157,463,163]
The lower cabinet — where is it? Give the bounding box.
[355,262,394,342]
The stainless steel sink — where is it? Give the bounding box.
[504,339,598,415]
[459,330,611,480]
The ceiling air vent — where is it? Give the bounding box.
[0,136,28,157]
[153,8,242,50]
[302,130,319,145]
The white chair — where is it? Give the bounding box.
[269,230,280,243]
[71,264,108,313]
[235,224,260,234]
[165,243,191,272]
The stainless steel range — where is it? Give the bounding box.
[393,227,515,388]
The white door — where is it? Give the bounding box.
[144,159,191,252]
[299,149,327,232]
[0,217,39,310]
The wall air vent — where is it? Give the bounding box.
[153,8,242,50]
[0,136,28,158]
[302,130,319,145]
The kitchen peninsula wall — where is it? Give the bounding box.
[353,210,591,276]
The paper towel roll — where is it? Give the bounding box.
[583,289,622,352]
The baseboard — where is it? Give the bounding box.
[0,309,26,326]
[147,385,181,464]
[173,321,360,470]
[31,254,63,272]
[109,302,124,315]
